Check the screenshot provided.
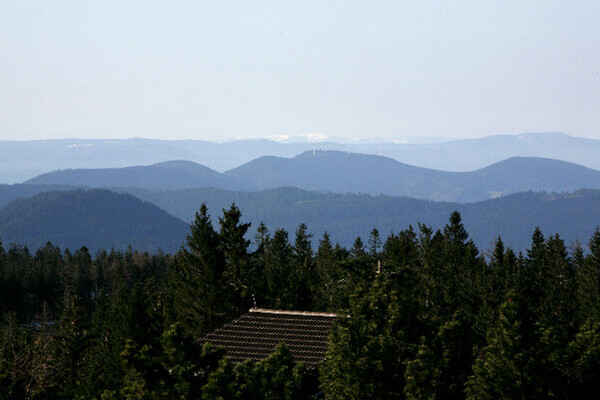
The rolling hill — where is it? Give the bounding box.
[5,132,600,184]
[224,151,600,202]
[0,137,351,183]
[0,189,188,253]
[24,152,600,202]
[368,132,600,172]
[224,151,455,199]
[25,160,249,191]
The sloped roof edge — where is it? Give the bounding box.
[248,308,337,318]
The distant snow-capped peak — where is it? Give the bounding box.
[267,133,330,143]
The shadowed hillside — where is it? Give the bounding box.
[0,189,188,253]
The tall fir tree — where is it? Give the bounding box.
[168,204,227,336]
[219,203,252,314]
[320,273,420,400]
[264,229,294,309]
[466,295,531,399]
[367,228,382,258]
[292,223,316,310]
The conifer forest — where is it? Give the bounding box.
[2,204,600,399]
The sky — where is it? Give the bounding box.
[1,1,599,142]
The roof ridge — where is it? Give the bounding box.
[249,308,337,318]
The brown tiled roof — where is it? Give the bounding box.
[203,308,337,368]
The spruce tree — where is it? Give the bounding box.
[249,222,270,308]
[367,228,381,258]
[314,232,348,311]
[219,203,252,313]
[292,223,316,310]
[467,295,529,399]
[576,229,600,321]
[168,204,226,336]
[53,293,90,398]
[320,274,414,400]
[565,319,600,397]
[264,229,294,309]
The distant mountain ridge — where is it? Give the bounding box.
[25,151,600,202]
[224,151,456,200]
[0,189,188,253]
[26,160,249,191]
[3,132,600,183]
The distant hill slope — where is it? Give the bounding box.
[25,160,249,191]
[0,189,188,253]
[224,151,455,199]
[25,152,600,202]
[224,151,600,202]
[122,186,600,252]
[0,183,81,209]
[0,138,348,183]
[466,157,600,197]
[5,132,600,184]
[371,132,600,171]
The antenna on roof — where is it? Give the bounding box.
[252,293,257,309]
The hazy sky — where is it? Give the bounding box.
[1,1,599,141]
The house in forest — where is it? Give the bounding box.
[203,308,337,369]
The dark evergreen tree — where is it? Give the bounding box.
[202,343,312,400]
[576,229,600,322]
[381,227,418,273]
[249,222,270,308]
[264,229,294,309]
[565,319,600,398]
[314,232,349,311]
[320,272,420,399]
[350,237,366,258]
[53,293,89,399]
[466,295,531,399]
[219,203,252,313]
[367,228,381,258]
[168,203,226,336]
[292,223,316,310]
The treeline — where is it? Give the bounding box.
[1,204,600,398]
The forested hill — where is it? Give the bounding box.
[25,160,250,191]
[225,151,600,202]
[123,186,600,252]
[0,189,188,253]
[224,151,455,199]
[24,152,600,202]
[2,184,600,252]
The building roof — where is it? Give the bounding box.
[203,308,337,368]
